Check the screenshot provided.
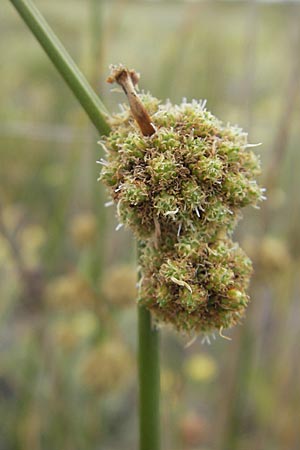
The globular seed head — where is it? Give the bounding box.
[138,235,252,333]
[100,87,263,334]
[100,95,262,241]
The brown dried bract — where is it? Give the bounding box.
[107,64,156,137]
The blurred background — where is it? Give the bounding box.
[1,1,300,449]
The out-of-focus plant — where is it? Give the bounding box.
[70,213,98,249]
[243,235,291,274]
[46,272,97,312]
[101,264,136,308]
[79,339,133,394]
[179,411,209,448]
[184,354,217,383]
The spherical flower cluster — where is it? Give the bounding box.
[139,235,252,333]
[101,264,137,308]
[100,86,263,334]
[70,213,98,248]
[79,340,132,393]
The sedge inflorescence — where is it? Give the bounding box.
[100,70,263,334]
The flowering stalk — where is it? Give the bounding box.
[138,305,160,450]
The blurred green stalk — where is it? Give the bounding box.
[9,3,161,450]
[138,305,161,450]
[88,0,107,284]
[9,0,110,136]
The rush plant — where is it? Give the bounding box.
[9,2,263,450]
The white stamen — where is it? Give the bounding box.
[245,142,262,148]
[150,122,157,133]
[97,158,109,166]
[136,275,144,290]
[164,208,179,217]
[170,276,192,293]
[115,223,123,231]
[177,223,182,237]
[97,141,109,154]
[201,335,211,345]
[110,87,123,93]
[200,99,207,110]
[195,206,200,218]
[117,199,122,216]
[104,201,114,207]
[185,335,197,348]
[219,326,232,341]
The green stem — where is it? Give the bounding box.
[138,305,161,450]
[89,0,107,284]
[9,0,111,136]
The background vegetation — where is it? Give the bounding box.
[1,1,300,449]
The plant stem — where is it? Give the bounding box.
[138,304,161,450]
[9,0,111,136]
[88,0,107,284]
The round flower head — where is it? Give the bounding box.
[100,97,262,240]
[99,65,263,334]
[139,234,252,333]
